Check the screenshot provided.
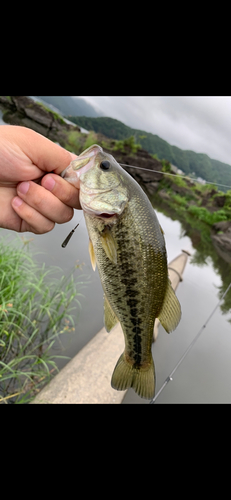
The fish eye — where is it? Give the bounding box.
[100,160,110,171]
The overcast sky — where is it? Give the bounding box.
[78,96,231,166]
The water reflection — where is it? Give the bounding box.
[151,197,231,316]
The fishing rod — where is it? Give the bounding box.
[149,281,231,404]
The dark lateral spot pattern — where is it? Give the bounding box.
[113,223,145,367]
[91,205,168,369]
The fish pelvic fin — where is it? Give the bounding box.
[158,278,181,333]
[100,229,117,264]
[88,239,96,271]
[111,353,155,400]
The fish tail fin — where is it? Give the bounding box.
[111,353,155,400]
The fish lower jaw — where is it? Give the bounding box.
[61,173,81,189]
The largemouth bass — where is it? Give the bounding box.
[61,145,181,399]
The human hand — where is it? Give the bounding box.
[0,125,81,233]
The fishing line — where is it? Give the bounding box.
[120,163,231,190]
[149,280,231,404]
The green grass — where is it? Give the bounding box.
[36,101,65,124]
[172,194,188,207]
[83,131,98,151]
[0,234,85,404]
[188,206,228,225]
[65,130,83,154]
[113,135,141,154]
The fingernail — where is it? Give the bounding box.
[12,196,23,208]
[43,176,56,191]
[18,181,29,195]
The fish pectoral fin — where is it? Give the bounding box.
[158,279,181,333]
[88,239,96,271]
[104,295,119,332]
[100,230,117,264]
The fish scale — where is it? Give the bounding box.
[84,192,167,371]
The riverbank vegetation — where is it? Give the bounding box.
[0,234,84,404]
[158,173,231,223]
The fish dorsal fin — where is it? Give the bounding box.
[100,229,117,265]
[88,239,96,271]
[104,294,119,332]
[158,279,181,333]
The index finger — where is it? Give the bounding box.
[41,173,81,209]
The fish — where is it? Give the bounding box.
[61,144,181,399]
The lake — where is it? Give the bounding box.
[1,109,231,403]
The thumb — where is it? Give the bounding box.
[5,126,78,175]
[28,131,78,174]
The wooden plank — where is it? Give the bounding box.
[153,250,190,340]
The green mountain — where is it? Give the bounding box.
[69,116,231,190]
[35,96,103,118]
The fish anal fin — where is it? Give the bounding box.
[104,295,119,332]
[158,279,181,333]
[111,353,155,400]
[100,229,117,264]
[88,239,96,271]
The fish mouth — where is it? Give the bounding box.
[99,213,116,218]
[96,212,118,220]
[80,202,118,219]
[61,144,103,188]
